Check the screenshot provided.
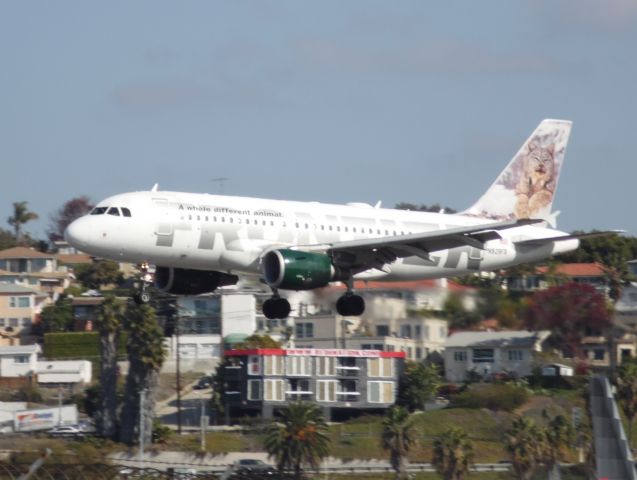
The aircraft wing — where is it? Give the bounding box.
[321,219,542,272]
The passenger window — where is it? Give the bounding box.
[121,208,132,217]
[107,207,120,216]
[91,207,108,215]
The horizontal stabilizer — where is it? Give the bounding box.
[514,230,625,246]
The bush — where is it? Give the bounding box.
[43,332,128,360]
[452,383,529,412]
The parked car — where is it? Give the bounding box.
[48,425,85,438]
[193,375,213,390]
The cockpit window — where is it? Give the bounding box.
[90,207,108,215]
[121,207,132,217]
[107,207,120,216]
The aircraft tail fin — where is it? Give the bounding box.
[462,119,572,225]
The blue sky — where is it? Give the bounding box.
[1,1,636,239]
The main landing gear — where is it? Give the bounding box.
[133,262,154,305]
[336,292,365,317]
[335,278,365,317]
[262,293,291,320]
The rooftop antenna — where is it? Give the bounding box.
[210,177,228,194]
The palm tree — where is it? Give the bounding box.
[119,302,166,445]
[7,201,38,244]
[263,401,330,479]
[543,414,573,480]
[432,427,474,480]
[96,295,125,439]
[505,416,546,480]
[381,406,418,480]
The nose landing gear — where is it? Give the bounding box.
[133,262,154,305]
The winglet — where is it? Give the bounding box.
[151,183,159,192]
[463,119,572,225]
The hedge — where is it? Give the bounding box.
[43,331,128,361]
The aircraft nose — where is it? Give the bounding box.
[64,217,90,249]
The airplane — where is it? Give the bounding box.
[64,119,608,320]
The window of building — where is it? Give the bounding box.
[10,297,30,308]
[424,325,430,339]
[454,351,467,362]
[13,355,30,364]
[286,356,311,376]
[416,347,422,359]
[0,318,4,327]
[376,325,390,336]
[368,357,393,378]
[508,350,523,361]
[287,379,312,401]
[295,322,314,339]
[247,380,261,401]
[415,325,422,338]
[472,348,494,363]
[248,356,261,375]
[316,380,337,402]
[368,381,394,403]
[22,318,30,327]
[317,356,335,376]
[263,355,284,376]
[264,379,284,401]
[400,325,412,338]
[594,349,605,361]
[9,318,18,327]
[439,326,447,338]
[336,379,359,402]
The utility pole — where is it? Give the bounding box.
[200,393,207,452]
[175,313,182,434]
[139,389,146,467]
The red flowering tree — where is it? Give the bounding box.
[524,282,611,359]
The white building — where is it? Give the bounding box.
[0,344,40,377]
[443,330,550,382]
[36,360,92,384]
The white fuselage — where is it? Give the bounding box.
[65,190,579,282]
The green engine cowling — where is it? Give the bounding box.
[262,249,335,290]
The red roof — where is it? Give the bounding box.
[0,246,54,259]
[536,262,606,277]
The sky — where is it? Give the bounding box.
[1,1,636,240]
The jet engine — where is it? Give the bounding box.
[154,267,238,295]
[262,249,343,290]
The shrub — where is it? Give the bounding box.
[452,383,529,412]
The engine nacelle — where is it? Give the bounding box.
[262,249,339,290]
[154,267,238,295]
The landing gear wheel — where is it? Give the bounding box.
[133,291,151,305]
[262,297,291,319]
[336,294,365,317]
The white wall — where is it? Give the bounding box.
[222,294,256,336]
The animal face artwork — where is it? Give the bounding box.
[514,141,555,219]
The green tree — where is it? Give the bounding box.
[119,302,166,445]
[75,259,123,290]
[432,427,474,480]
[380,406,418,480]
[0,228,17,250]
[38,295,73,333]
[397,361,441,412]
[7,201,38,244]
[617,357,637,443]
[96,295,125,439]
[443,292,480,329]
[505,416,545,480]
[234,334,281,349]
[263,401,330,480]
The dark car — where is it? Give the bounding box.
[193,376,213,390]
